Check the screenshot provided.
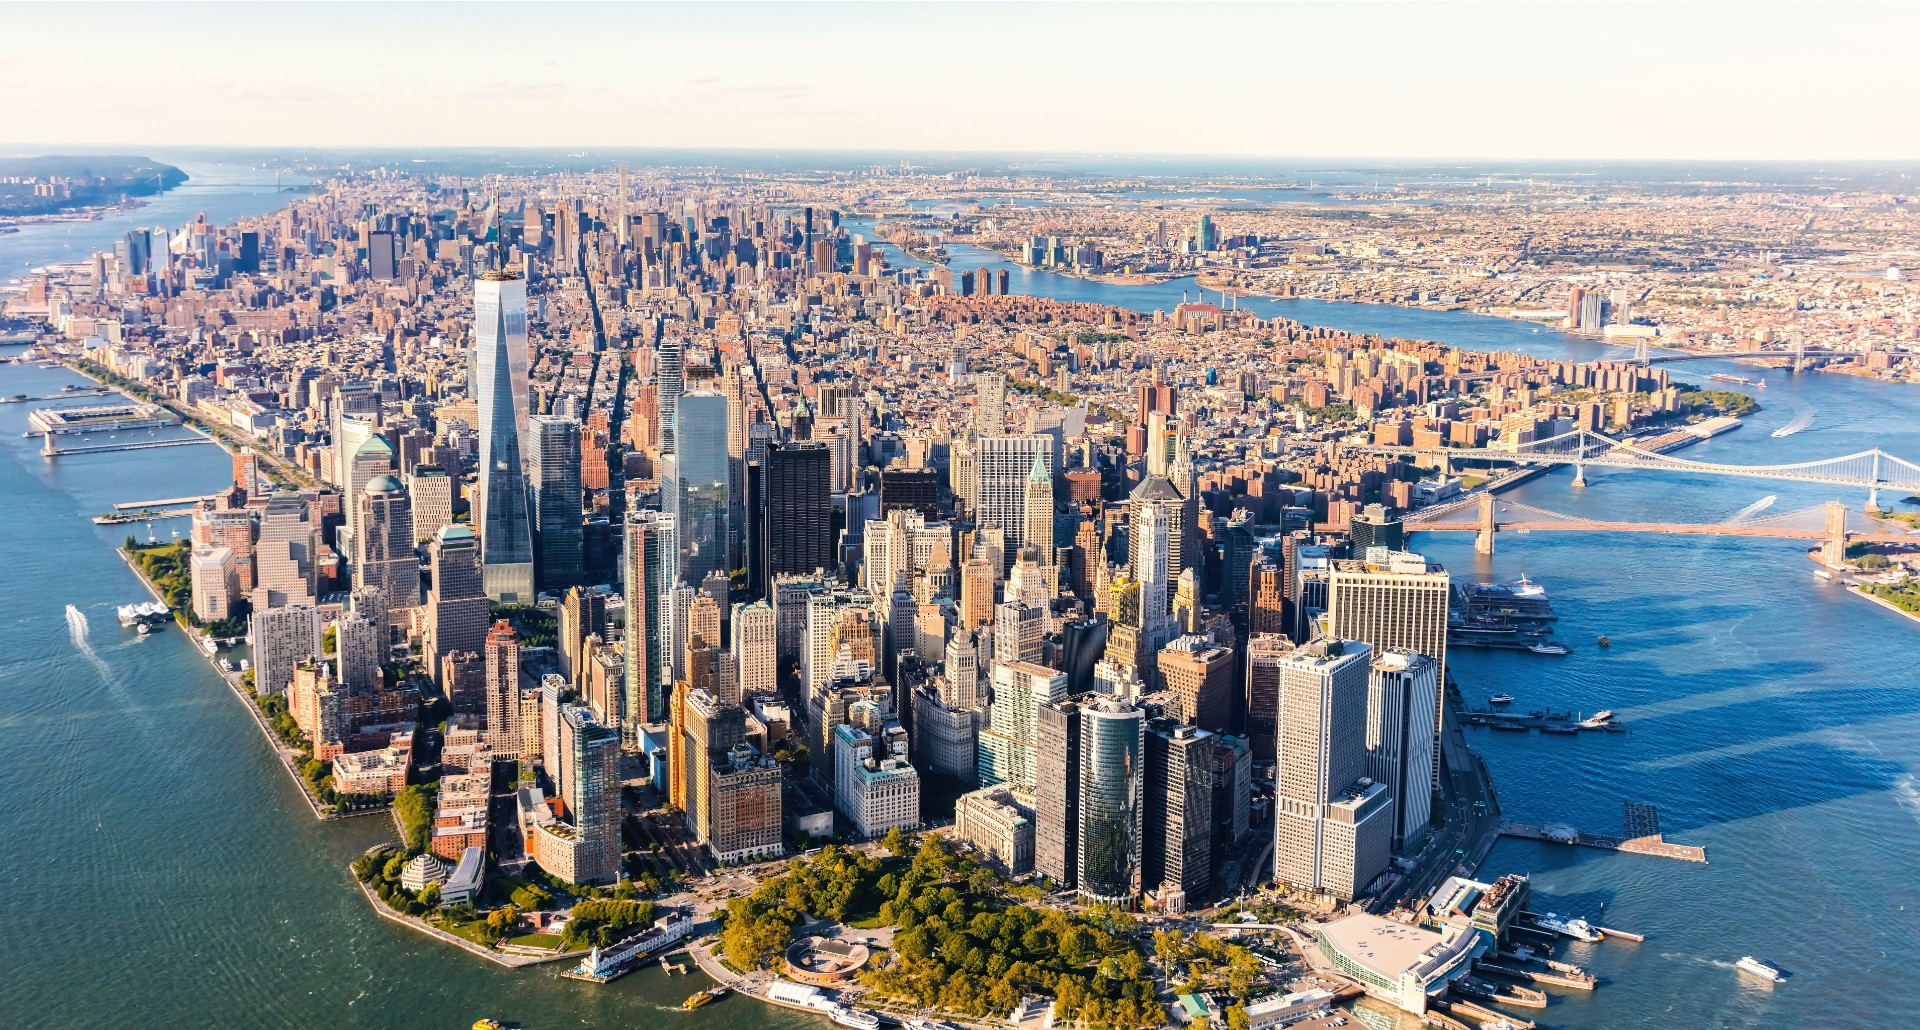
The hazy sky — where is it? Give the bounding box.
[8,1,1920,161]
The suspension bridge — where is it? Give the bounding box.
[1352,427,1920,508]
[1406,493,1906,557]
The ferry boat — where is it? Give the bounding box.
[1736,956,1783,981]
[907,1020,958,1030]
[1489,694,1515,705]
[1531,912,1603,942]
[829,1005,882,1030]
[473,1021,504,1030]
[1527,642,1570,656]
[684,988,721,1010]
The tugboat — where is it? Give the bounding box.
[1736,956,1783,981]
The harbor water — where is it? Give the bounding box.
[0,200,1913,1028]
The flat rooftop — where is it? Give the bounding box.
[1317,913,1445,976]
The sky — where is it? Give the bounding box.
[7,1,1920,162]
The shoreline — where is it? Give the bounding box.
[1846,582,1920,627]
[354,877,586,969]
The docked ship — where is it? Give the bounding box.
[1736,956,1783,981]
[829,1005,882,1030]
[565,913,694,983]
[907,1020,958,1030]
[1529,912,1603,942]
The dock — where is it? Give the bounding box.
[42,436,215,456]
[1473,959,1596,991]
[1595,925,1645,942]
[1441,998,1536,1027]
[1498,820,1707,862]
[1463,708,1627,734]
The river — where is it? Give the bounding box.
[0,203,1911,1028]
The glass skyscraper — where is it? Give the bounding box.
[1077,695,1144,904]
[667,390,730,587]
[475,272,534,602]
[529,414,583,590]
[624,510,676,727]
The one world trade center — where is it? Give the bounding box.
[475,270,535,602]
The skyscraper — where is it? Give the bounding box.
[485,620,523,762]
[762,442,833,586]
[668,390,731,586]
[624,510,676,728]
[1036,695,1084,888]
[556,705,622,885]
[354,474,418,617]
[1158,635,1235,734]
[1271,639,1391,901]
[975,435,1054,572]
[408,464,453,546]
[733,600,775,699]
[427,525,490,686]
[657,336,683,451]
[529,414,584,590]
[1367,649,1438,850]
[1143,720,1214,902]
[1078,695,1144,904]
[1244,633,1293,762]
[974,371,1006,437]
[475,271,535,602]
[342,430,392,557]
[1349,503,1405,554]
[1326,552,1450,746]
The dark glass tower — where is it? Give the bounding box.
[761,442,833,587]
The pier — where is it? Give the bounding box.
[1496,817,1707,863]
[42,436,215,456]
[113,495,215,510]
[1473,958,1596,990]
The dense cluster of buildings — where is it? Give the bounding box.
[3,163,1630,910]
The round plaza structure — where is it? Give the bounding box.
[783,936,872,985]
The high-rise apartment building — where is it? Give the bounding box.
[1367,649,1438,850]
[558,585,609,689]
[484,620,523,761]
[251,604,321,695]
[1078,695,1145,904]
[974,371,1006,437]
[732,600,775,699]
[529,414,583,590]
[979,660,1068,789]
[475,272,535,602]
[1271,640,1391,901]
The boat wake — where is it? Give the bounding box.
[1772,402,1815,438]
[66,604,90,652]
[1726,495,1777,523]
[1895,774,1920,827]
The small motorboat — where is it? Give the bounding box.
[1489,694,1514,705]
[1597,636,1611,647]
[1736,956,1783,981]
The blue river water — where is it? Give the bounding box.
[0,198,1911,1028]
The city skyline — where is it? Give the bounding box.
[5,3,1920,161]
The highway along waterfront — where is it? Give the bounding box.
[0,203,1912,1029]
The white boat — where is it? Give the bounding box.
[1736,956,1782,981]
[1813,569,1833,581]
[1527,642,1570,656]
[1490,694,1514,705]
[1532,912,1604,942]
[1579,710,1615,728]
[829,1006,882,1030]
[907,1020,957,1030]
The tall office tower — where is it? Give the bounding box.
[680,688,743,840]
[232,448,259,499]
[685,593,722,680]
[1349,503,1404,555]
[762,442,833,586]
[475,271,535,602]
[624,510,676,727]
[408,465,453,545]
[1077,695,1145,904]
[974,372,1007,437]
[354,475,418,615]
[250,604,320,696]
[994,600,1045,666]
[1158,635,1235,734]
[1210,733,1253,848]
[686,686,783,861]
[1249,557,1288,637]
[427,525,490,685]
[949,439,977,514]
[1272,640,1391,901]
[252,493,320,608]
[1367,649,1438,850]
[944,630,982,709]
[1022,451,1053,561]
[342,432,393,558]
[657,337,683,451]
[733,600,775,699]
[1244,633,1293,762]
[975,435,1054,572]
[1143,721,1214,902]
[529,414,584,590]
[484,620,523,762]
[1196,213,1215,253]
[879,466,939,520]
[1326,552,1450,744]
[1036,695,1085,888]
[334,613,382,691]
[722,366,748,576]
[559,585,609,688]
[556,705,622,885]
[979,660,1068,789]
[960,558,996,629]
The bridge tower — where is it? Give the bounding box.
[1571,462,1586,488]
[40,432,56,458]
[1820,501,1848,565]
[1633,338,1650,366]
[1475,491,1497,554]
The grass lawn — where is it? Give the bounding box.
[847,913,889,930]
[504,932,563,950]
[440,919,502,948]
[1460,475,1488,489]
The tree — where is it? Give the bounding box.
[418,882,441,908]
[882,826,910,857]
[486,904,519,936]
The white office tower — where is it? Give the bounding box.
[250,604,321,696]
[1272,640,1392,901]
[974,371,1007,438]
[408,465,454,545]
[732,600,776,699]
[975,435,1054,572]
[1367,649,1438,851]
[334,613,383,691]
[474,272,535,602]
[338,416,384,551]
[1327,550,1451,766]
